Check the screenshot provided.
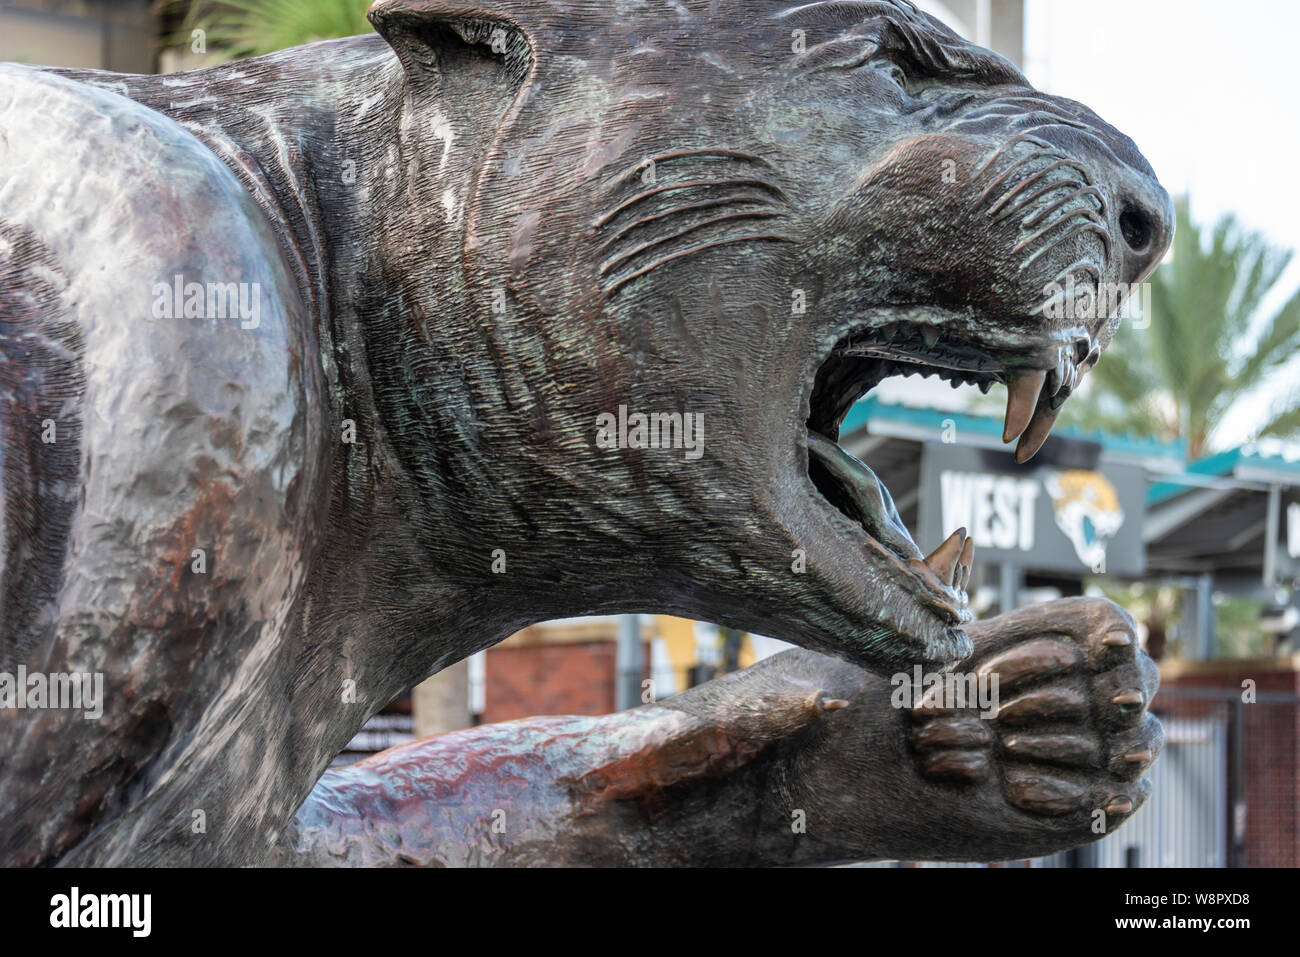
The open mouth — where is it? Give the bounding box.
[804,306,1099,627]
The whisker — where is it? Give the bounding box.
[1022,223,1113,271]
[990,178,1082,223]
[1022,186,1107,229]
[972,133,1053,179]
[1054,262,1103,286]
[605,234,798,296]
[599,210,786,275]
[594,178,788,229]
[601,149,778,195]
[987,159,1089,215]
[978,151,1054,204]
[598,194,780,251]
[1014,208,1105,254]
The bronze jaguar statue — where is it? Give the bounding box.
[0,0,1170,866]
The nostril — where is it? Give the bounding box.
[1119,204,1154,253]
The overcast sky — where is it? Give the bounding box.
[1025,0,1300,276]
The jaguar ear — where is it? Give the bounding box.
[366,0,560,80]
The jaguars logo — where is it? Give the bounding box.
[1044,471,1125,573]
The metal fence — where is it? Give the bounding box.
[856,685,1299,869]
[1037,686,1300,868]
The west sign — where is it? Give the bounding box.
[919,443,1146,577]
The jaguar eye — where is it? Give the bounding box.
[883,63,907,90]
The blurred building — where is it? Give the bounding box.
[916,0,1024,67]
[0,0,157,72]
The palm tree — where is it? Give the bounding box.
[1066,196,1300,459]
[169,0,374,61]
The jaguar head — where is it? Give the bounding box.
[369,0,1173,672]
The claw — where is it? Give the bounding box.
[1105,797,1134,815]
[1102,630,1133,647]
[1112,691,1144,711]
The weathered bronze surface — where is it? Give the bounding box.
[285,598,1162,866]
[0,0,1172,866]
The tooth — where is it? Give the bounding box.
[978,379,993,395]
[1002,370,1046,444]
[1050,362,1075,410]
[921,328,939,349]
[958,537,975,590]
[1014,403,1061,463]
[1053,353,1072,395]
[925,528,966,586]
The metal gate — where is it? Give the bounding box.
[1040,686,1299,868]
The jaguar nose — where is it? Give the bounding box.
[1113,177,1174,286]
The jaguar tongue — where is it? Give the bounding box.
[807,431,922,561]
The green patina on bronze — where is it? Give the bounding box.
[0,0,1170,865]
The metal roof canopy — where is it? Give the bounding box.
[840,399,1300,594]
[1145,448,1300,591]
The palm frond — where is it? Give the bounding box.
[166,0,375,61]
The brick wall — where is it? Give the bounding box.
[482,642,619,723]
[1158,666,1299,868]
